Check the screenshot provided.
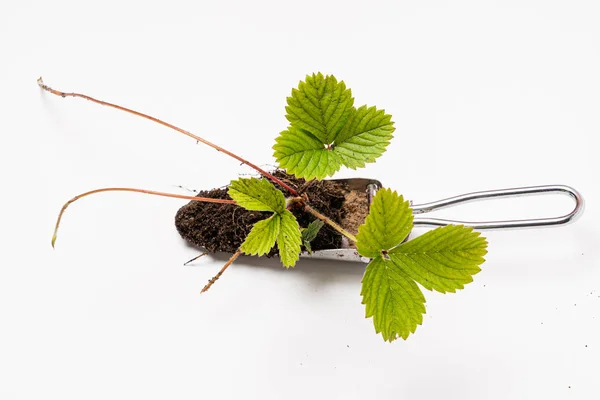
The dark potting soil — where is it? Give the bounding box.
[175,171,369,255]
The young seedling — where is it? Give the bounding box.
[40,73,488,342]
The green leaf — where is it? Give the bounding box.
[229,179,304,268]
[228,177,285,213]
[273,127,343,181]
[285,72,354,144]
[274,74,395,180]
[361,256,426,342]
[333,105,395,170]
[301,220,325,243]
[239,210,302,268]
[356,188,413,259]
[277,210,302,268]
[389,225,488,293]
[301,219,325,254]
[304,241,312,254]
[356,188,488,341]
[241,215,280,256]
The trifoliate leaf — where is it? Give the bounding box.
[361,256,426,342]
[228,177,285,213]
[273,127,342,181]
[356,188,413,259]
[285,72,354,144]
[389,225,488,293]
[277,210,302,268]
[231,177,303,267]
[356,188,488,341]
[274,73,395,180]
[241,215,281,256]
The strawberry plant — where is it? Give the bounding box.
[40,73,488,342]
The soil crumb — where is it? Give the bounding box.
[341,190,369,236]
[175,171,370,254]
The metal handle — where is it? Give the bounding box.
[409,185,584,229]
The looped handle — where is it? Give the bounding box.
[408,185,584,229]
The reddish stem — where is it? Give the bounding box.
[37,77,299,196]
[52,187,236,248]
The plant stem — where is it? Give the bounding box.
[201,249,242,293]
[52,187,236,248]
[183,250,210,266]
[37,77,299,196]
[303,204,358,243]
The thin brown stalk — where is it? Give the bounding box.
[201,249,242,293]
[303,203,358,243]
[37,77,299,196]
[183,250,210,266]
[52,187,236,248]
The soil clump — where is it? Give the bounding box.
[175,171,369,255]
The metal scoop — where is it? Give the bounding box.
[299,180,584,263]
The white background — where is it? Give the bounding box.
[1,1,599,399]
